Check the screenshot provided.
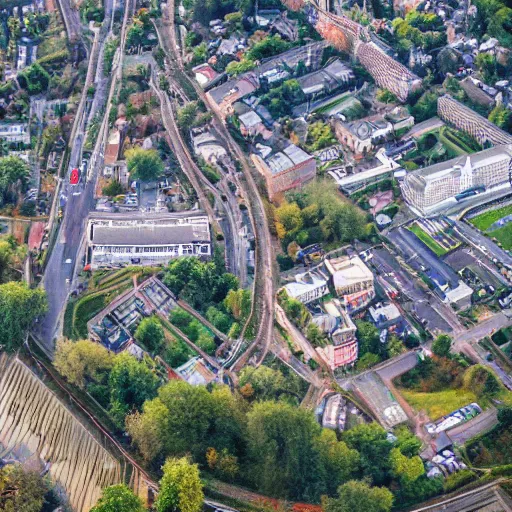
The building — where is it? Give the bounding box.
[438,95,512,146]
[238,110,272,140]
[191,129,227,163]
[334,116,393,156]
[296,59,354,97]
[87,213,211,269]
[325,255,375,312]
[283,271,329,304]
[0,123,30,144]
[252,143,316,199]
[400,145,512,214]
[369,302,402,330]
[356,42,422,102]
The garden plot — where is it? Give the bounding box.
[408,218,461,257]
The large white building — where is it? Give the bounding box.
[0,123,30,144]
[283,271,329,304]
[401,145,512,214]
[87,213,211,269]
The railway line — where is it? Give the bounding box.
[155,1,276,368]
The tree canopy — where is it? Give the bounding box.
[0,282,47,351]
[0,156,30,206]
[323,480,394,512]
[125,147,164,182]
[155,457,203,512]
[90,484,144,512]
[134,316,165,353]
[432,334,452,358]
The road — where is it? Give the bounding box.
[452,218,512,269]
[448,407,498,445]
[55,0,81,43]
[36,0,120,353]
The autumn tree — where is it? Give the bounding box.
[389,447,425,484]
[54,338,114,388]
[155,457,203,512]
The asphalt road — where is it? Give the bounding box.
[448,407,498,445]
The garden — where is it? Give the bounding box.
[407,219,461,257]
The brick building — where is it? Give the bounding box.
[251,144,317,200]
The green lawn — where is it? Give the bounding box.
[400,388,479,420]
[469,204,512,231]
[408,224,448,256]
[489,222,512,250]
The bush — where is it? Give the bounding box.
[277,253,294,271]
[462,365,501,397]
[102,180,125,197]
[443,470,475,492]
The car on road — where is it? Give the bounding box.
[70,168,80,185]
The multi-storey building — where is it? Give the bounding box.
[251,143,317,200]
[438,95,512,146]
[325,255,375,312]
[87,212,211,269]
[0,123,30,144]
[283,271,329,304]
[400,145,512,214]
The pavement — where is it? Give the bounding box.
[448,407,498,445]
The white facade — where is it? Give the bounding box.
[0,123,30,144]
[88,214,211,268]
[283,272,329,304]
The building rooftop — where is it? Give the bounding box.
[284,271,327,299]
[239,110,263,128]
[325,255,374,286]
[405,144,512,185]
[369,302,401,324]
[266,144,313,175]
[91,221,210,246]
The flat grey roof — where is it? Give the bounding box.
[92,223,210,246]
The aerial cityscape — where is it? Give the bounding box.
[0,0,512,509]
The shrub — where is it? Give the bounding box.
[443,470,475,492]
[462,365,501,397]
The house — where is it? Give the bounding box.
[369,302,402,330]
[191,129,227,163]
[0,123,30,144]
[252,143,316,200]
[238,110,272,139]
[193,63,219,88]
[317,300,359,369]
[283,271,329,304]
[325,255,375,312]
[87,212,211,269]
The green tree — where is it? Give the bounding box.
[246,401,325,500]
[177,102,198,129]
[108,352,159,425]
[342,423,392,484]
[155,457,203,512]
[432,334,452,357]
[246,35,291,61]
[125,147,164,182]
[462,364,501,397]
[54,338,114,389]
[411,91,439,123]
[223,288,251,321]
[18,63,50,94]
[275,202,304,234]
[475,52,498,84]
[489,104,512,133]
[355,321,380,356]
[0,155,30,204]
[134,316,165,353]
[0,465,48,512]
[90,484,144,512]
[324,480,393,512]
[389,447,425,483]
[226,58,256,76]
[0,282,47,351]
[102,180,125,197]
[316,429,360,495]
[205,306,232,333]
[306,322,327,347]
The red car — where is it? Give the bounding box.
[70,168,80,185]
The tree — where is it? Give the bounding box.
[205,306,232,333]
[474,52,497,84]
[432,334,452,357]
[54,338,114,389]
[17,63,50,94]
[411,91,439,123]
[387,335,405,358]
[306,322,327,347]
[355,321,381,356]
[90,484,144,512]
[247,35,292,61]
[134,316,165,353]
[0,465,49,512]
[0,155,30,204]
[489,104,512,133]
[389,447,425,483]
[342,423,392,484]
[275,202,303,235]
[316,429,360,495]
[223,288,251,321]
[155,457,203,512]
[0,282,47,351]
[102,180,125,197]
[226,58,256,76]
[125,147,164,182]
[356,352,381,371]
[246,401,325,500]
[462,364,501,397]
[108,352,159,425]
[376,89,398,104]
[177,103,198,129]
[323,480,393,512]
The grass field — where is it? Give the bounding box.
[408,223,448,256]
[469,204,512,231]
[400,388,479,420]
[488,223,512,250]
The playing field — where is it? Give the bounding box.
[469,204,512,231]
